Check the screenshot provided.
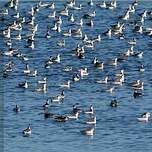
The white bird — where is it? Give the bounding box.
[67,111,79,120]
[80,68,89,77]
[105,86,115,93]
[48,11,56,18]
[137,112,150,122]
[60,80,71,88]
[23,64,30,74]
[96,76,108,84]
[84,105,94,115]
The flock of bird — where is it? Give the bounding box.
[1,0,152,137]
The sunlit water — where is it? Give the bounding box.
[1,0,152,152]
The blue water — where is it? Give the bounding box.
[1,0,152,152]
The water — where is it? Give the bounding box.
[1,0,152,152]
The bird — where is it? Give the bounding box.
[84,105,94,115]
[18,81,28,88]
[67,111,79,120]
[96,76,108,84]
[72,104,82,113]
[42,99,50,108]
[110,99,118,107]
[60,80,71,88]
[137,112,151,122]
[138,64,145,72]
[130,80,141,87]
[13,104,21,112]
[23,124,32,136]
[72,74,80,82]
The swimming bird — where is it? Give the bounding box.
[115,70,124,77]
[108,58,118,66]
[94,61,104,70]
[72,104,81,113]
[80,68,89,77]
[42,99,50,108]
[84,105,94,115]
[45,30,51,39]
[69,14,75,23]
[110,99,118,107]
[112,77,123,85]
[130,80,141,87]
[104,86,115,93]
[0,9,8,15]
[107,0,117,9]
[103,28,112,37]
[133,51,143,58]
[72,74,80,82]
[57,39,65,47]
[132,0,138,6]
[137,112,150,122]
[48,11,56,18]
[63,66,73,72]
[134,25,143,34]
[75,18,83,27]
[72,28,83,37]
[48,54,61,64]
[133,82,144,90]
[13,104,21,112]
[60,7,69,16]
[56,16,62,25]
[23,124,32,136]
[51,95,62,102]
[84,40,94,48]
[67,111,79,120]
[97,1,106,8]
[18,81,28,88]
[62,29,72,37]
[96,76,108,84]
[28,70,37,77]
[66,0,75,8]
[3,27,11,38]
[73,4,82,10]
[4,48,14,56]
[93,34,101,43]
[84,11,96,18]
[51,91,64,103]
[128,38,136,45]
[39,1,54,8]
[121,11,130,20]
[138,64,145,72]
[60,80,71,88]
[88,0,94,6]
